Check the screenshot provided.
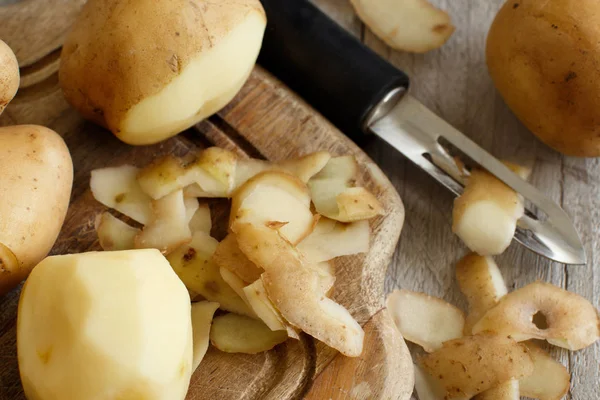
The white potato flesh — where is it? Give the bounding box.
[219,267,254,311]
[135,190,192,254]
[233,159,271,189]
[350,0,455,53]
[190,301,220,373]
[119,12,266,145]
[414,364,445,400]
[95,212,140,251]
[297,218,370,263]
[17,249,192,400]
[184,197,200,225]
[277,151,331,183]
[167,231,254,318]
[386,289,465,352]
[188,203,212,234]
[90,165,153,224]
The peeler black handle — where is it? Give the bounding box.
[258,0,410,141]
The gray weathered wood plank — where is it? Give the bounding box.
[312,0,598,399]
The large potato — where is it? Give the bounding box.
[487,0,600,156]
[18,250,193,400]
[59,0,266,145]
[0,125,73,295]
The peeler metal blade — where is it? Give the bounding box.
[369,94,586,265]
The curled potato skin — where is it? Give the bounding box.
[487,0,600,156]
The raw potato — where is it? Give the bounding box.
[0,39,19,115]
[487,0,600,156]
[0,125,73,295]
[472,281,600,350]
[308,156,383,222]
[297,218,370,263]
[135,190,192,254]
[386,289,465,352]
[234,222,364,357]
[418,333,533,400]
[95,212,140,251]
[452,165,525,256]
[350,0,455,53]
[167,231,254,317]
[456,253,508,334]
[210,313,288,354]
[90,165,153,224]
[60,0,267,145]
[231,171,315,244]
[519,342,570,400]
[213,234,263,283]
[18,250,193,400]
[191,301,220,372]
[137,154,228,200]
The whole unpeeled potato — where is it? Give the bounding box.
[487,0,600,157]
[0,39,19,115]
[59,0,266,145]
[0,125,73,295]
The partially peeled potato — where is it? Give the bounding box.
[59,0,266,145]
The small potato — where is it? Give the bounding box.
[0,125,73,295]
[487,0,600,156]
[210,313,287,354]
[191,301,220,372]
[0,39,19,115]
[59,0,266,145]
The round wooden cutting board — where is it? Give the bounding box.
[0,1,414,398]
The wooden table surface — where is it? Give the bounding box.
[312,0,599,399]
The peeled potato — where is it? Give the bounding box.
[386,289,465,352]
[60,0,267,145]
[0,39,19,115]
[0,125,73,295]
[350,0,455,53]
[18,250,193,400]
[472,281,600,350]
[210,313,287,354]
[419,333,533,400]
[167,231,254,317]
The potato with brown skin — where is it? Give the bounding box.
[60,0,266,145]
[0,125,73,295]
[487,0,600,156]
[0,39,19,115]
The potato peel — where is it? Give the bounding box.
[387,289,465,352]
[167,231,254,317]
[210,313,288,354]
[419,333,533,399]
[473,379,519,400]
[213,234,264,283]
[456,253,507,334]
[234,222,364,357]
[472,281,600,350]
[134,190,192,254]
[519,342,570,400]
[90,165,153,225]
[298,218,370,263]
[188,203,212,234]
[0,242,18,274]
[350,0,455,53]
[95,212,140,251]
[191,301,220,372]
